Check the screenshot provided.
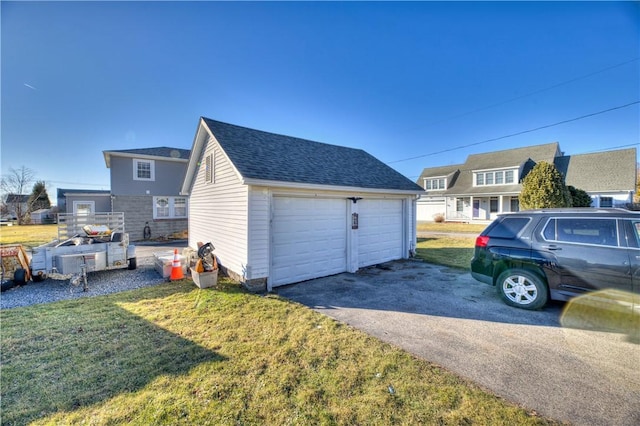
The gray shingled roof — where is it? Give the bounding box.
[417,142,562,195]
[555,148,637,191]
[202,118,423,192]
[106,147,191,159]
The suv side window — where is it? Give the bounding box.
[543,218,618,246]
[487,217,530,238]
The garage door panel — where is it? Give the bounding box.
[358,199,404,267]
[272,197,347,286]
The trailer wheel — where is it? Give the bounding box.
[128,257,137,270]
[13,268,27,286]
[1,281,16,292]
[32,273,46,282]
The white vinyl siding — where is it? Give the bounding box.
[247,187,270,279]
[188,142,249,279]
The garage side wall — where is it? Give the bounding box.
[188,139,249,281]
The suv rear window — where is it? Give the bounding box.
[543,218,618,246]
[486,217,530,238]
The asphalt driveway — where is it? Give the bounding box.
[275,259,640,426]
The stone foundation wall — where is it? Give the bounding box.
[112,196,188,242]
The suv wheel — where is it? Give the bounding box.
[497,269,548,310]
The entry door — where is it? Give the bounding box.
[73,201,95,215]
[271,197,348,287]
[473,200,480,219]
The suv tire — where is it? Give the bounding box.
[497,269,548,310]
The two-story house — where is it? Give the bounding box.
[416,142,636,222]
[103,147,190,241]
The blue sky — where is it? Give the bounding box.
[2,1,639,204]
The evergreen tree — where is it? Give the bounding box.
[567,186,592,207]
[519,162,571,209]
[27,181,51,212]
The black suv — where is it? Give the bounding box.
[471,208,640,309]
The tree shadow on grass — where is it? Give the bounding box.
[1,284,226,425]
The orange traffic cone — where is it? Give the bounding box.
[169,248,184,280]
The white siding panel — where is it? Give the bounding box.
[247,187,270,279]
[271,197,347,286]
[358,199,404,267]
[188,141,248,279]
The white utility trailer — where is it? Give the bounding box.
[31,212,136,290]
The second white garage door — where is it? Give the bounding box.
[271,197,348,287]
[358,199,404,267]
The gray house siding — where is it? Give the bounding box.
[109,156,187,196]
[62,194,111,214]
[112,195,188,241]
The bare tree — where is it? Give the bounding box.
[1,166,36,224]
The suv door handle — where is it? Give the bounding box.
[542,245,561,251]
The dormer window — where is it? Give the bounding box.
[474,168,516,186]
[424,177,446,190]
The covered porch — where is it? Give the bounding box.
[444,194,520,222]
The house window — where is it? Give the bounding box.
[474,168,517,186]
[510,197,519,212]
[505,170,514,184]
[133,159,155,181]
[73,201,95,216]
[490,197,499,213]
[600,197,613,208]
[153,196,188,219]
[205,153,214,184]
[456,198,464,212]
[424,177,446,190]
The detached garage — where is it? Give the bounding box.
[181,117,424,291]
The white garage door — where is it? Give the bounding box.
[358,199,404,267]
[271,197,348,287]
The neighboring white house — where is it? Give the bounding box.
[181,117,424,291]
[416,142,637,223]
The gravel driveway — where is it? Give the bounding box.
[276,259,640,426]
[1,241,187,310]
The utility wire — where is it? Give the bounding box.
[422,57,639,128]
[387,100,640,164]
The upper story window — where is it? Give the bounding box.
[424,177,446,190]
[474,168,516,186]
[133,159,155,181]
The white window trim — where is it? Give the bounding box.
[153,196,188,219]
[423,176,446,190]
[73,201,95,215]
[473,167,517,187]
[133,158,155,181]
[205,152,215,184]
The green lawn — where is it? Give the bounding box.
[1,279,557,425]
[0,223,58,248]
[415,236,476,270]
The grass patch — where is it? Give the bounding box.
[0,224,58,248]
[417,222,487,234]
[1,279,557,425]
[416,236,476,270]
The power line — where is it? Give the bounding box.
[387,100,640,164]
[421,57,639,128]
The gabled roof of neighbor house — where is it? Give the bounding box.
[4,194,30,203]
[103,147,191,168]
[555,148,637,192]
[182,117,424,194]
[418,142,636,196]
